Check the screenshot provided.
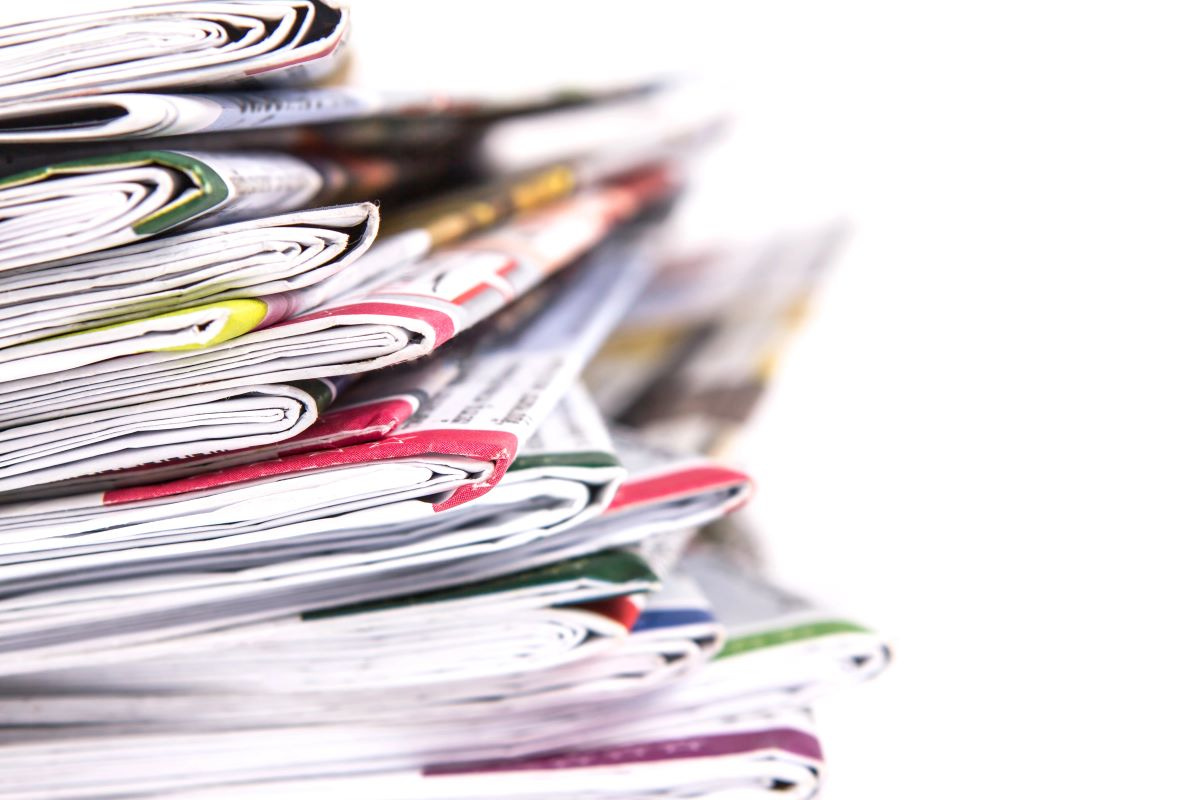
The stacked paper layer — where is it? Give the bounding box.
[0,3,888,798]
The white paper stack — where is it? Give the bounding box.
[0,3,891,798]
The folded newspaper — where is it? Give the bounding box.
[71,712,823,800]
[0,169,671,493]
[441,431,753,595]
[0,0,349,105]
[0,202,380,349]
[477,84,725,179]
[0,87,433,144]
[588,226,842,455]
[410,713,823,800]
[0,550,659,712]
[0,149,374,272]
[647,544,891,713]
[412,533,888,762]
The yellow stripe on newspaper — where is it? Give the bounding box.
[57,298,268,352]
[157,299,269,351]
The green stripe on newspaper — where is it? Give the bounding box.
[302,550,658,621]
[717,620,872,659]
[509,450,621,472]
[290,379,337,412]
[0,150,228,236]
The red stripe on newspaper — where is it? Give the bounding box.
[423,727,823,775]
[273,302,456,348]
[451,283,500,306]
[102,427,516,508]
[451,258,518,305]
[574,595,642,632]
[605,465,752,515]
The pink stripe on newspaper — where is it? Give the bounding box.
[403,428,519,511]
[423,727,823,775]
[102,428,516,509]
[274,302,457,348]
[605,465,752,515]
[274,397,414,456]
[86,397,414,484]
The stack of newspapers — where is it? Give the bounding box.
[0,2,889,798]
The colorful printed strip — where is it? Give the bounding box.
[424,727,823,775]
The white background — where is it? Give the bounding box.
[360,2,1199,797]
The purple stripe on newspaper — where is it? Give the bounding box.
[422,728,823,775]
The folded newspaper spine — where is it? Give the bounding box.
[0,203,379,348]
[0,150,331,271]
[0,1,350,104]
